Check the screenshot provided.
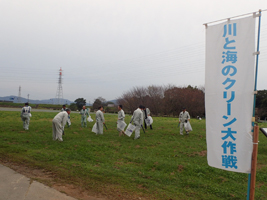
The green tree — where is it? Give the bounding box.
[256,90,267,108]
[106,101,115,106]
[93,99,102,110]
[256,90,267,119]
[74,98,86,110]
[69,103,77,111]
[97,97,107,106]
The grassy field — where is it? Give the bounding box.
[0,111,267,199]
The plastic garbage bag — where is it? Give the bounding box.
[184,121,193,132]
[87,116,93,122]
[117,121,127,131]
[125,123,136,137]
[145,116,153,126]
[92,123,98,133]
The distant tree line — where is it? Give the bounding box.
[16,87,263,119]
[115,87,267,119]
[71,97,116,113]
[117,85,205,118]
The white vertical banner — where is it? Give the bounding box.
[205,16,255,173]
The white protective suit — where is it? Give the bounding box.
[52,111,68,141]
[130,108,143,139]
[80,109,90,127]
[142,108,153,129]
[95,110,105,134]
[179,111,190,135]
[142,108,151,119]
[21,105,31,130]
[61,107,71,126]
[117,109,125,132]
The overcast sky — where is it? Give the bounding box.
[0,0,267,103]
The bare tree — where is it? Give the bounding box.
[132,86,148,105]
[117,85,205,117]
[97,97,106,104]
[117,91,136,114]
[147,85,164,115]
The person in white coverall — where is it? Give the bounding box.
[61,105,71,127]
[95,106,105,135]
[21,102,31,130]
[117,104,126,136]
[130,105,143,140]
[142,106,153,130]
[80,106,90,127]
[179,107,190,135]
[52,108,71,141]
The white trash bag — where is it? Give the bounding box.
[145,116,153,126]
[117,121,127,131]
[184,121,193,132]
[87,116,94,122]
[92,123,98,133]
[125,123,136,137]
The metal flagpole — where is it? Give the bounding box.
[246,9,262,200]
[250,124,259,199]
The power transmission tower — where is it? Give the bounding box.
[55,68,63,105]
[18,86,21,103]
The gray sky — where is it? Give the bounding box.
[0,0,267,103]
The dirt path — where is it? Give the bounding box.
[0,158,150,200]
[0,159,107,200]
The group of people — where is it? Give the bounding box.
[52,105,106,141]
[20,102,191,142]
[115,105,155,139]
[51,104,154,141]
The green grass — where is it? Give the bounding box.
[0,111,267,199]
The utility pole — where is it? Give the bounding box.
[18,86,21,103]
[55,68,63,105]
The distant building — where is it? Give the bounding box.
[107,104,115,107]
